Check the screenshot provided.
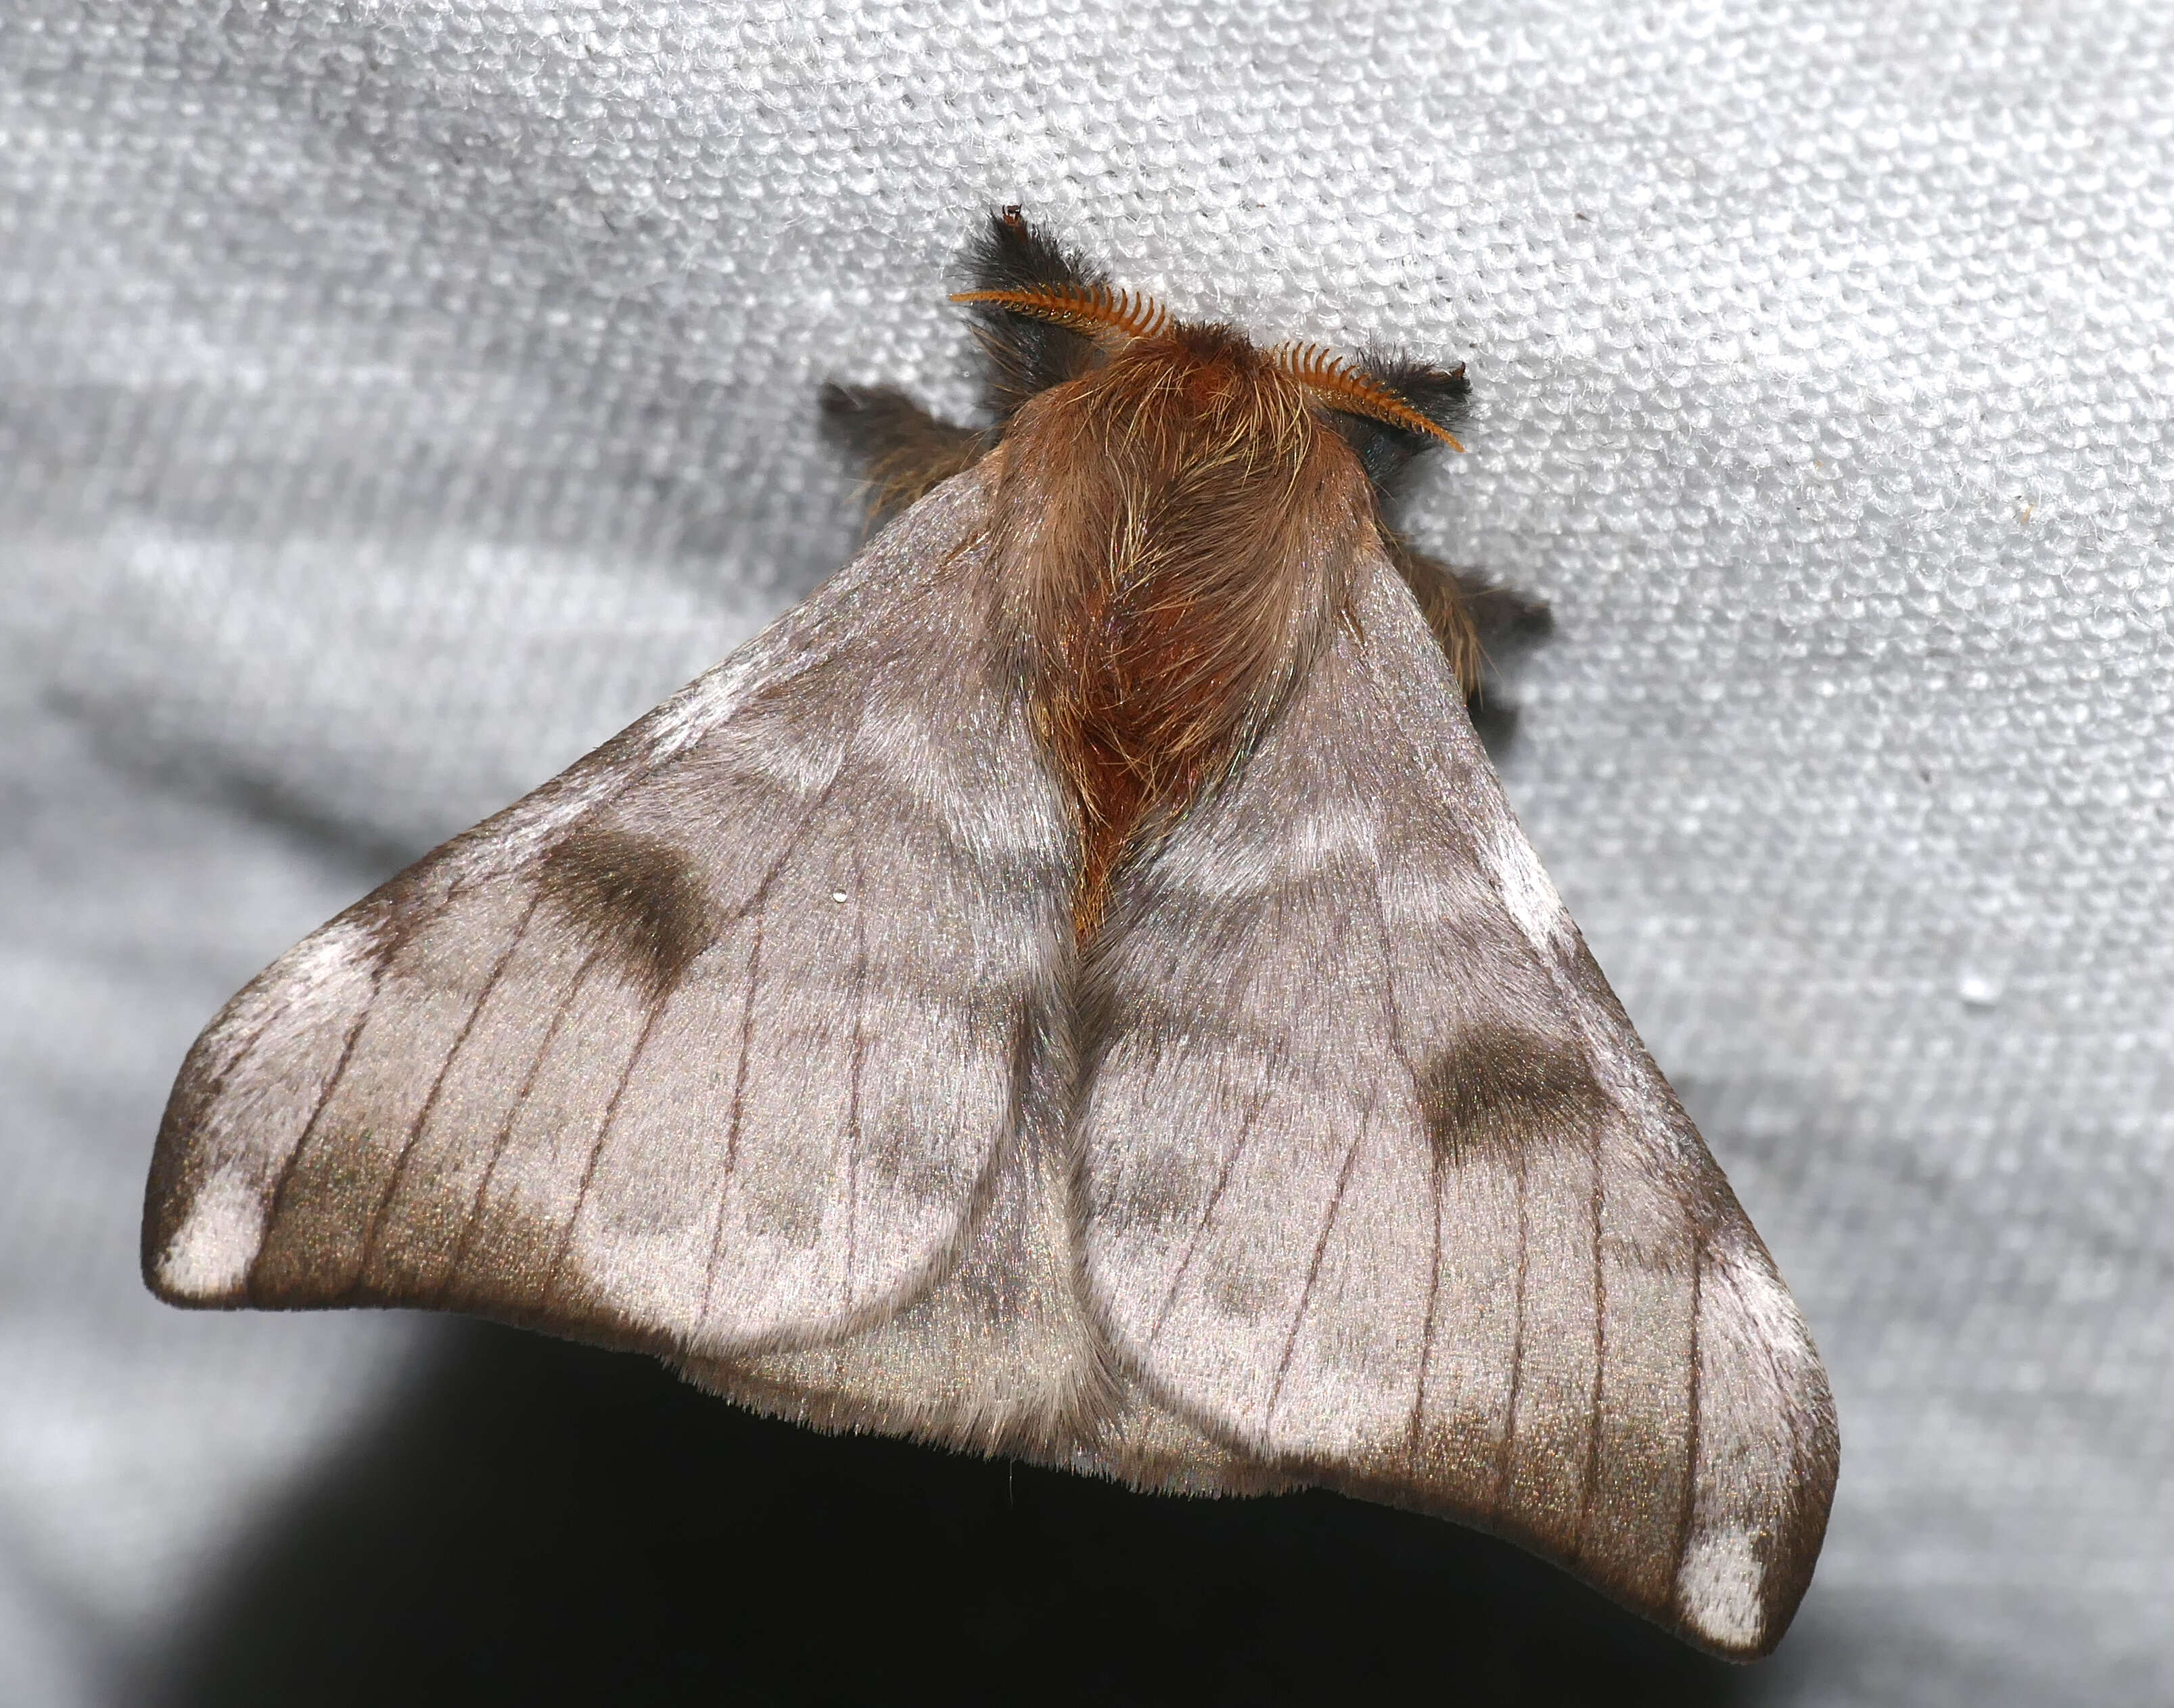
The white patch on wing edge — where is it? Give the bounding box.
[1476,816,1575,959]
[1675,1528,1765,1652]
[156,1167,267,1299]
[1712,1234,1821,1371]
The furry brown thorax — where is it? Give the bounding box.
[987,324,1376,936]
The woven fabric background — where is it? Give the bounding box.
[3,1,2169,1702]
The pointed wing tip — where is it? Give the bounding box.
[140,1153,266,1310]
[142,1265,250,1311]
[1673,1537,1828,1661]
[1675,1398,1838,1662]
[141,1223,257,1310]
[1673,1531,1786,1658]
[141,994,278,1310]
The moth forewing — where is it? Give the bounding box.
[147,476,1077,1362]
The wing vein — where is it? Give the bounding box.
[701,909,767,1322]
[435,944,606,1304]
[1572,1103,1609,1560]
[251,891,469,1288]
[842,832,869,1312]
[696,756,860,1328]
[361,894,541,1275]
[1411,1159,1446,1458]
[1267,1109,1371,1427]
[1359,863,1439,1463]
[1669,1239,1706,1592]
[541,992,666,1310]
[247,989,377,1299]
[1145,1074,1274,1347]
[1490,1142,1531,1516]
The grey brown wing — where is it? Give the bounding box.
[144,471,1076,1362]
[1080,555,1837,1658]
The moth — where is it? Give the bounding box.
[143,209,1836,1659]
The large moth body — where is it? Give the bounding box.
[143,212,1836,1659]
[997,322,1370,927]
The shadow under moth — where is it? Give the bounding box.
[143,209,1836,1659]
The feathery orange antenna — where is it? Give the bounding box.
[951,282,1174,345]
[1272,344,1466,451]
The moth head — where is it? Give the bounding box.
[954,206,1468,486]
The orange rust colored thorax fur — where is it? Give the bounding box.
[987,328,1376,936]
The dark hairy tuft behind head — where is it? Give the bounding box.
[1324,354,1472,497]
[964,208,1109,422]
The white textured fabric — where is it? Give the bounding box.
[3,0,2169,1701]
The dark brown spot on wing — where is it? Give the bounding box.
[1418,1027,1610,1169]
[534,825,715,1003]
